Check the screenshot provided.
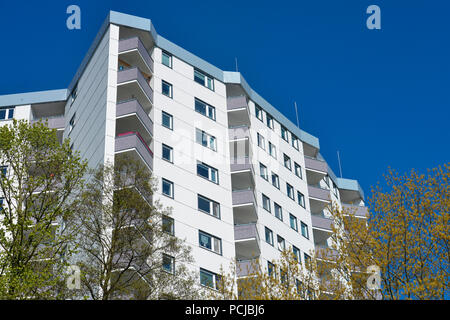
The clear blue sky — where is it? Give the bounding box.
[0,0,448,196]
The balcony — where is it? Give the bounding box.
[232,189,257,225]
[116,99,153,146]
[117,67,153,112]
[236,259,259,277]
[311,214,333,243]
[308,185,331,214]
[342,203,369,218]
[230,157,255,192]
[229,126,252,159]
[234,223,260,260]
[115,132,153,171]
[32,115,65,143]
[305,156,328,185]
[227,96,250,127]
[119,37,154,75]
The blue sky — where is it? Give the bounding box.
[0,0,448,196]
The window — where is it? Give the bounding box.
[297,191,305,208]
[162,111,173,129]
[283,154,292,171]
[277,235,286,251]
[293,246,301,263]
[286,183,294,200]
[324,175,330,188]
[281,126,289,142]
[292,135,299,150]
[162,254,175,274]
[265,227,274,246]
[262,194,271,212]
[268,142,277,159]
[194,69,214,91]
[162,144,173,163]
[0,198,3,211]
[0,107,14,120]
[195,98,216,121]
[274,203,283,221]
[70,84,78,105]
[290,214,298,231]
[0,166,7,177]
[69,113,75,134]
[197,162,218,184]
[280,268,288,285]
[257,133,265,150]
[200,268,221,289]
[162,80,173,98]
[196,128,217,151]
[271,173,280,189]
[294,162,302,179]
[266,113,274,129]
[162,178,174,198]
[304,253,311,267]
[260,163,268,181]
[301,222,309,239]
[255,104,263,121]
[162,216,174,235]
[162,51,172,68]
[268,262,275,277]
[199,231,222,255]
[198,195,220,219]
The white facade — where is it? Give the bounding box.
[0,11,367,293]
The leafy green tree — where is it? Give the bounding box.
[0,120,87,299]
[71,156,198,300]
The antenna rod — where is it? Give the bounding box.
[235,57,239,72]
[337,150,343,178]
[294,101,300,128]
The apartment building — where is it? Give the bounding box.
[0,11,367,295]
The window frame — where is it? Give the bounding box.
[197,161,219,184]
[161,51,173,68]
[297,191,306,208]
[271,173,280,189]
[294,162,303,179]
[277,235,286,251]
[283,153,292,171]
[162,215,175,235]
[262,194,271,212]
[197,194,221,219]
[199,230,222,255]
[265,227,274,246]
[162,178,174,198]
[255,104,263,121]
[195,98,216,121]
[194,69,215,91]
[274,203,283,221]
[290,214,298,232]
[162,111,173,130]
[257,133,265,150]
[162,144,173,163]
[162,254,175,274]
[162,80,173,98]
[301,221,309,239]
[195,128,217,151]
[286,183,295,200]
[260,163,268,181]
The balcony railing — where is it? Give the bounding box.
[230,157,253,173]
[311,215,333,232]
[119,37,154,74]
[342,203,369,218]
[227,96,248,111]
[234,223,259,242]
[308,185,331,202]
[304,156,328,173]
[116,99,153,137]
[236,259,259,277]
[117,67,154,104]
[229,126,250,140]
[32,116,65,130]
[232,189,256,206]
[115,131,153,170]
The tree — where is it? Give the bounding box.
[0,119,87,299]
[71,155,198,300]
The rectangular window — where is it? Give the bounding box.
[290,214,298,231]
[0,107,14,120]
[162,144,173,163]
[195,128,217,151]
[197,162,218,184]
[297,191,305,208]
[277,235,286,251]
[162,254,175,274]
[69,113,76,134]
[162,215,174,235]
[262,194,271,212]
[162,51,172,68]
[0,166,8,177]
[304,253,311,267]
[274,203,283,221]
[271,173,280,189]
[194,69,214,91]
[195,98,216,121]
[70,83,78,105]
[162,111,173,130]
[260,163,268,181]
[268,262,275,277]
[255,104,263,121]
[162,80,173,98]
[162,179,174,198]
[198,195,220,219]
[292,135,299,150]
[281,125,289,142]
[265,227,274,246]
[200,268,220,289]
[301,222,309,239]
[199,231,222,255]
[266,113,274,129]
[293,246,301,263]
[294,162,302,179]
[283,154,292,171]
[268,142,277,159]
[257,133,265,150]
[286,183,294,200]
